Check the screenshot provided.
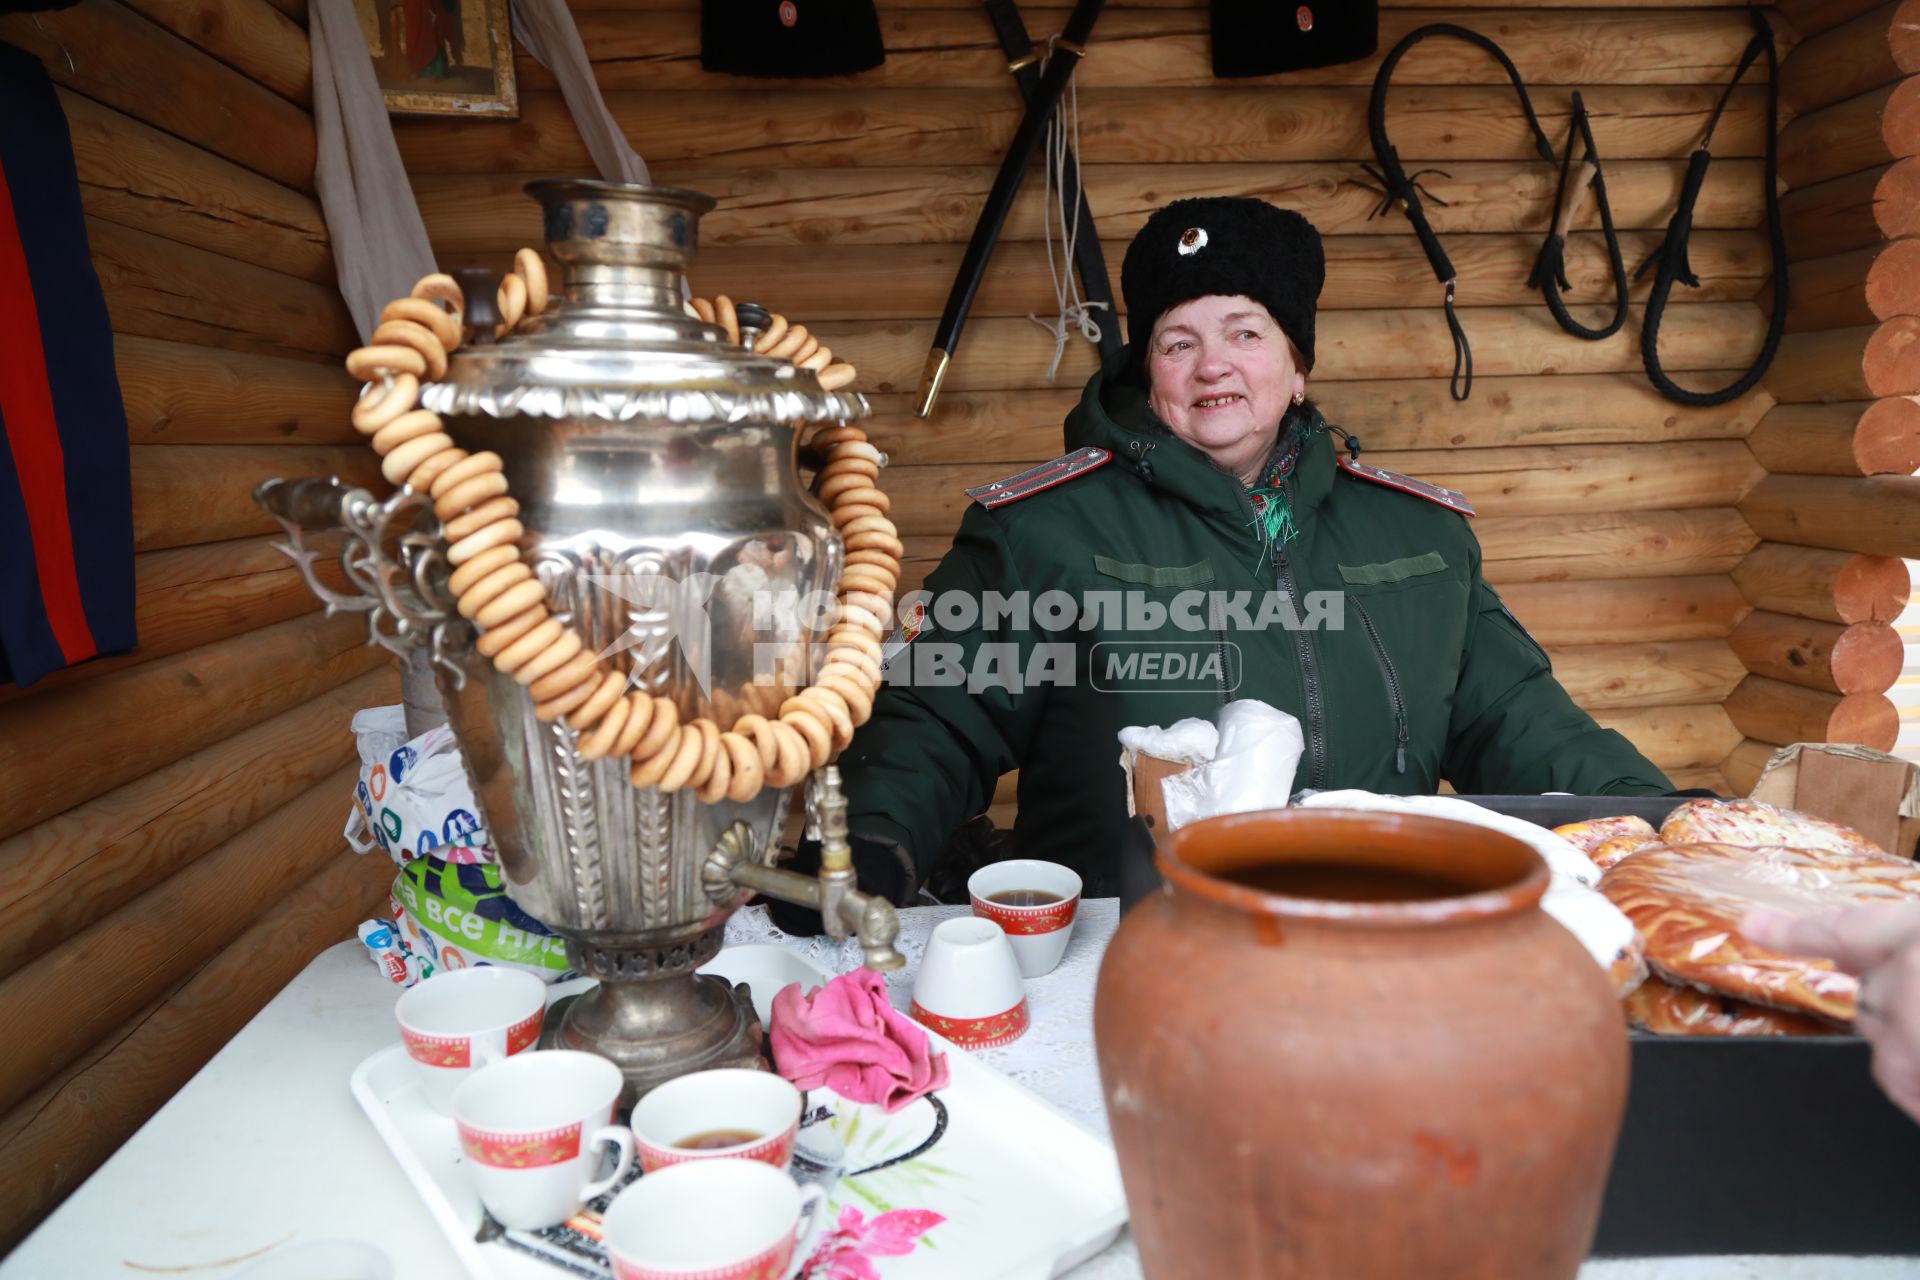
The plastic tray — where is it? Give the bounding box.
[350,943,1128,1279]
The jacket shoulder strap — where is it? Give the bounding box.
[1336,454,1477,517]
[966,446,1112,509]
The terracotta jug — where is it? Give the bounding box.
[1095,809,1628,1278]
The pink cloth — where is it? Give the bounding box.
[770,971,949,1113]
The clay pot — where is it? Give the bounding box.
[1095,809,1627,1278]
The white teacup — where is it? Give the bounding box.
[451,1050,633,1232]
[968,858,1084,977]
[394,965,547,1115]
[909,915,1028,1049]
[629,1067,802,1173]
[603,1158,827,1280]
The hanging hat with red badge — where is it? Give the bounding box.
[1209,0,1377,79]
[701,0,886,78]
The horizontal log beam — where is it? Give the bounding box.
[530,7,1788,93]
[1739,473,1920,558]
[118,0,311,106]
[1779,0,1901,40]
[1781,244,1883,331]
[860,377,1767,466]
[1721,737,1779,795]
[1781,0,1920,114]
[131,443,382,552]
[393,85,1772,174]
[0,612,388,841]
[1729,611,1906,695]
[1778,81,1920,191]
[0,670,389,977]
[662,232,1769,322]
[61,91,331,284]
[1746,399,1920,476]
[1781,163,1892,261]
[1500,577,1752,645]
[116,334,358,446]
[1551,641,1749,710]
[419,160,1771,252]
[831,305,1769,395]
[0,0,314,192]
[1764,319,1920,403]
[90,219,356,362]
[1475,508,1758,583]
[1724,674,1900,749]
[0,846,389,1251]
[0,549,345,705]
[1732,542,1911,624]
[0,765,362,1119]
[1592,705,1744,771]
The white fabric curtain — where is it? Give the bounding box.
[310,0,649,340]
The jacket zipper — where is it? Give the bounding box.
[1209,593,1230,707]
[1349,596,1410,776]
[1267,474,1328,790]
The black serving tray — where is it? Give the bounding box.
[1116,794,1920,1256]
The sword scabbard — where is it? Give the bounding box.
[914,348,953,419]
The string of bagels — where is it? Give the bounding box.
[342,249,898,806]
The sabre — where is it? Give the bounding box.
[915,0,1108,419]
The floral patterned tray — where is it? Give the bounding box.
[349,943,1129,1279]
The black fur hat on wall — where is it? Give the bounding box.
[1209,0,1377,79]
[701,0,885,78]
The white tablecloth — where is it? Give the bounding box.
[3,901,1913,1280]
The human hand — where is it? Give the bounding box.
[1741,904,1920,1122]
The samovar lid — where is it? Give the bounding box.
[421,180,867,426]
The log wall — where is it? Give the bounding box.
[1724,0,1920,792]
[0,0,393,1249]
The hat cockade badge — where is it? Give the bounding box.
[1177,227,1208,256]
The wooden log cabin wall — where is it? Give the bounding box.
[1,0,1919,1246]
[0,0,396,1249]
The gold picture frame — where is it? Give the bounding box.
[353,0,519,119]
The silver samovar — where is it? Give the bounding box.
[256,181,903,1100]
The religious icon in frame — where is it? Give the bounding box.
[353,0,519,119]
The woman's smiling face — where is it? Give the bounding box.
[1146,294,1305,485]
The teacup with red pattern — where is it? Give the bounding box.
[909,916,1029,1049]
[452,1049,634,1232]
[968,858,1084,978]
[393,965,547,1114]
[628,1067,801,1173]
[603,1158,827,1280]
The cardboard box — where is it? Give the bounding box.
[1747,743,1920,860]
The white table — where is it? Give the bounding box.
[5,902,1914,1280]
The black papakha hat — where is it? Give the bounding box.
[701,0,885,78]
[1120,197,1326,370]
[1208,0,1377,79]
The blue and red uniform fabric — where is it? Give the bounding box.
[0,41,135,685]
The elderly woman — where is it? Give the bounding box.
[811,197,1670,906]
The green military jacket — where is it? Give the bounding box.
[839,356,1671,896]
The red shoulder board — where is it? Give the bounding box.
[966,446,1112,509]
[1336,455,1476,517]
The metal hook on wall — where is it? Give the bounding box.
[28,14,77,75]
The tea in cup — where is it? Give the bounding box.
[968,858,1083,977]
[393,966,547,1114]
[602,1158,827,1280]
[451,1050,633,1231]
[628,1067,802,1173]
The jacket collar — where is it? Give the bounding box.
[1065,345,1337,557]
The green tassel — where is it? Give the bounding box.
[1248,484,1299,550]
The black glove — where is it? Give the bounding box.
[763,833,914,937]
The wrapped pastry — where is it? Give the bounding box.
[1658,797,1889,860]
[1625,976,1845,1037]
[1552,814,1657,856]
[1601,842,1920,1022]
